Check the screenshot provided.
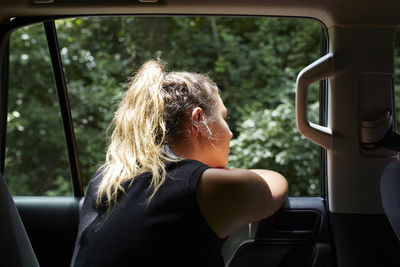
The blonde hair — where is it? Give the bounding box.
[96,60,219,210]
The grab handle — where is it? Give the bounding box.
[296,53,334,150]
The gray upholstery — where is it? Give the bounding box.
[0,173,39,267]
[381,161,400,241]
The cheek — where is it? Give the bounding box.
[216,129,232,150]
[208,120,231,144]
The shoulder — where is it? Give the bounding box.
[166,159,210,172]
[166,159,211,185]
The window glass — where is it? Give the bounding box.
[57,17,322,196]
[6,23,72,196]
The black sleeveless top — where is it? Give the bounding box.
[72,159,225,267]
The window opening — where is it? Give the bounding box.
[6,22,72,196]
[57,16,323,196]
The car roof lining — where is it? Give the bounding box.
[2,0,400,28]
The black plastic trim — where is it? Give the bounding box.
[44,21,83,197]
[319,27,329,199]
[4,15,329,39]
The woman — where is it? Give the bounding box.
[71,60,288,267]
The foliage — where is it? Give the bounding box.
[7,24,71,195]
[229,102,320,195]
[6,16,323,196]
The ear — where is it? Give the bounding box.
[191,107,204,122]
[188,107,206,139]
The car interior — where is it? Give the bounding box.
[1,0,400,266]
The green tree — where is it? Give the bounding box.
[7,23,71,195]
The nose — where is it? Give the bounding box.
[229,130,233,139]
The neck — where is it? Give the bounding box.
[169,139,206,164]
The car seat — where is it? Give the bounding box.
[0,172,39,266]
[381,160,400,241]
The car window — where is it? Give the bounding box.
[6,23,72,196]
[56,16,323,196]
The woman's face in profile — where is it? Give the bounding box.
[205,96,233,168]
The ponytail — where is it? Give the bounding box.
[96,60,176,209]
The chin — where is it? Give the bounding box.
[219,160,229,168]
[205,156,229,168]
[209,161,226,169]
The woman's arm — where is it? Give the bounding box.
[196,168,288,238]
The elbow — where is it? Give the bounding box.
[246,170,289,222]
[277,174,289,204]
[264,173,288,218]
[274,183,288,213]
[273,173,289,209]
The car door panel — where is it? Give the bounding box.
[224,197,333,266]
[15,197,80,267]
